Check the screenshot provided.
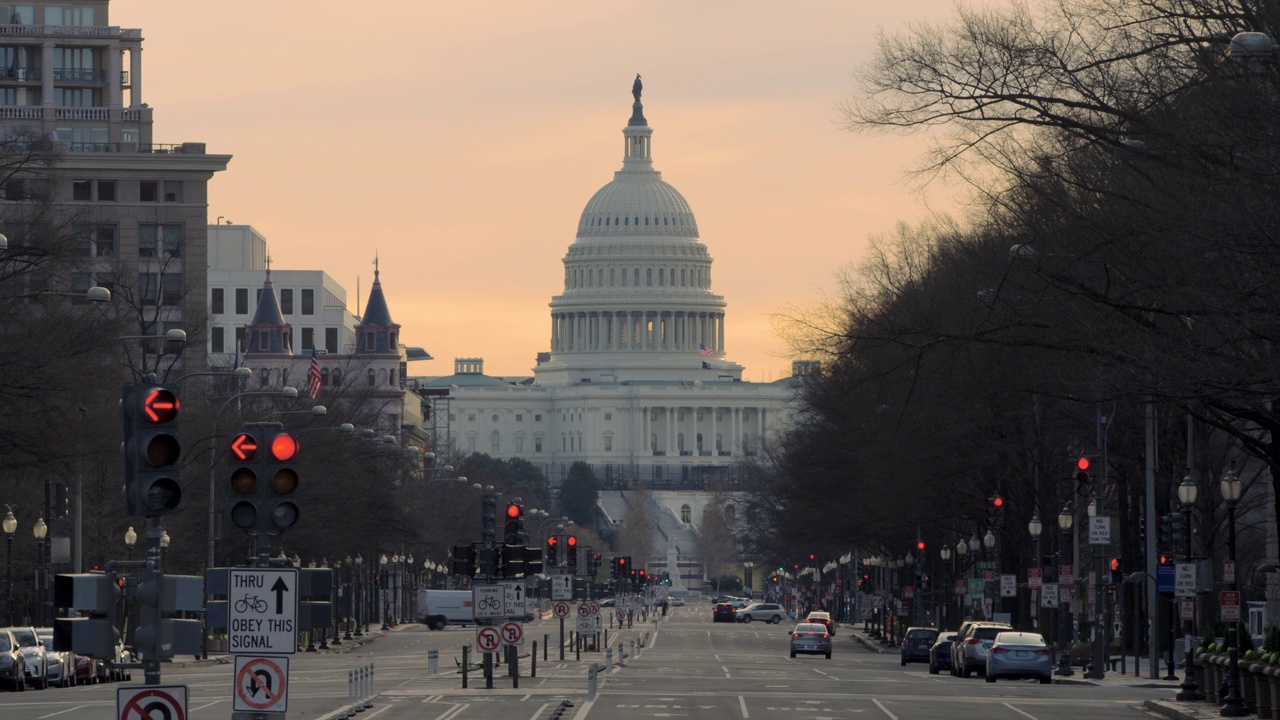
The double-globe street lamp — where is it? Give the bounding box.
[1056,504,1074,677]
[1176,472,1202,702]
[1029,512,1042,631]
[1220,465,1246,717]
[3,509,14,627]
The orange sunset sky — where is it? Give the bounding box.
[111,0,983,380]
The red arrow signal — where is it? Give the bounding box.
[142,388,179,423]
[231,433,258,461]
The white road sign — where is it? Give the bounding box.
[502,582,527,618]
[118,685,188,720]
[553,601,570,618]
[233,656,289,714]
[1000,574,1016,598]
[476,625,501,653]
[1175,563,1197,598]
[551,575,573,601]
[500,620,524,646]
[228,569,298,655]
[1089,516,1111,545]
[473,585,505,620]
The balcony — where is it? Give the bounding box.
[53,68,107,83]
[0,67,37,82]
[0,24,138,39]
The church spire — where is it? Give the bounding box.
[244,263,292,356]
[355,256,401,354]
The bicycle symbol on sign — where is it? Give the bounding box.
[478,595,502,612]
[235,595,269,614]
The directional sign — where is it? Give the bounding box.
[500,620,524,646]
[233,656,289,714]
[550,575,572,601]
[476,625,501,653]
[229,433,259,461]
[473,585,505,620]
[118,685,188,720]
[1089,516,1111,545]
[553,601,570,618]
[228,569,298,655]
[1175,563,1197,598]
[502,581,527,618]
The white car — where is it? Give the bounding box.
[735,603,786,624]
[7,628,47,689]
[35,629,74,688]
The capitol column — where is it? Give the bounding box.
[711,406,718,456]
[718,313,725,353]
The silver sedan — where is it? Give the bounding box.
[985,631,1053,683]
[789,623,832,659]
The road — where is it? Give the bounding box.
[0,606,1182,720]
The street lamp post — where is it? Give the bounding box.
[331,558,342,646]
[125,526,137,560]
[1085,499,1106,680]
[159,530,170,571]
[32,517,46,626]
[1220,465,1246,717]
[3,509,14,627]
[956,538,969,623]
[1029,513,1042,631]
[354,554,364,637]
[1176,472,1202,701]
[1056,504,1074,676]
[380,553,390,631]
[940,545,952,628]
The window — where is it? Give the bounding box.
[491,414,498,422]
[535,414,542,422]
[301,289,314,315]
[516,414,523,422]
[234,288,248,315]
[258,332,269,351]
[325,327,338,354]
[604,413,611,421]
[163,181,182,203]
[97,180,115,202]
[680,505,691,524]
[211,326,224,353]
[716,433,723,452]
[234,327,245,353]
[467,436,477,452]
[467,414,476,422]
[534,436,543,453]
[320,368,329,386]
[89,225,114,257]
[139,181,157,202]
[696,433,703,452]
[490,431,500,454]
[603,434,612,452]
[646,268,653,286]
[367,369,375,386]
[677,433,684,452]
[139,224,182,259]
[72,180,90,201]
[650,433,657,452]
[211,288,224,314]
[280,288,293,314]
[301,327,314,351]
[331,368,343,385]
[45,5,93,25]
[139,273,158,303]
[1,6,34,24]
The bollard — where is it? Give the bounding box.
[576,633,581,662]
[532,640,538,678]
[365,663,375,707]
[462,645,469,689]
[428,648,438,676]
[606,647,613,673]
[544,633,549,662]
[588,663,597,700]
[605,628,609,650]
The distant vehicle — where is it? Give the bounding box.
[712,603,737,623]
[669,596,685,607]
[789,622,832,659]
[417,590,476,630]
[736,603,785,624]
[986,631,1053,684]
[900,627,938,666]
[929,632,957,674]
[34,629,73,688]
[952,621,1012,678]
[803,611,836,636]
[0,628,24,691]
[7,628,47,689]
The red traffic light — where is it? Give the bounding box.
[1109,557,1120,571]
[547,536,558,546]
[916,541,925,551]
[617,556,625,565]
[506,503,521,518]
[1077,457,1090,471]
[566,536,577,547]
[270,432,299,461]
[142,388,180,423]
[230,433,258,461]
[992,496,1004,508]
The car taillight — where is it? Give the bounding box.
[821,634,829,639]
[1034,648,1052,655]
[794,633,802,638]
[992,647,1010,654]
[967,638,982,644]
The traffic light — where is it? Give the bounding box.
[262,428,300,532]
[916,540,925,552]
[481,492,496,543]
[545,535,559,569]
[53,572,120,658]
[1075,457,1092,497]
[501,542,525,578]
[525,546,543,575]
[1158,512,1173,551]
[989,494,1005,526]
[121,384,183,516]
[504,503,522,545]
[1171,512,1188,553]
[227,426,262,532]
[133,570,202,662]
[566,535,578,572]
[589,552,600,576]
[451,544,477,576]
[1109,556,1122,583]
[637,568,647,584]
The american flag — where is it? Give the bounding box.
[699,343,715,358]
[306,350,322,399]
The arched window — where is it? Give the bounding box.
[646,268,652,286]
[680,504,691,524]
[389,369,396,386]
[368,369,376,386]
[742,433,750,454]
[658,268,664,286]
[332,368,343,385]
[320,368,329,386]
[259,368,270,386]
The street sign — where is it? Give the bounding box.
[502,581,527,618]
[576,603,591,618]
[982,570,995,581]
[227,569,298,655]
[1180,597,1195,622]
[1089,516,1111,545]
[1157,564,1176,595]
[476,625,501,653]
[500,620,524,646]
[954,579,965,594]
[588,601,601,615]
[1028,568,1042,589]
[550,575,572,601]
[1042,583,1058,608]
[1222,591,1241,622]
[1000,574,1016,597]
[1059,565,1074,584]
[577,615,595,634]
[966,578,983,597]
[118,685,188,720]
[975,561,997,571]
[233,655,289,714]
[552,601,570,618]
[472,585,505,620]
[903,586,914,599]
[1224,560,1236,584]
[616,610,625,624]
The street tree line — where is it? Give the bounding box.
[741,0,1280,602]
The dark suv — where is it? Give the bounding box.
[900,627,939,666]
[952,621,1013,677]
[712,603,737,623]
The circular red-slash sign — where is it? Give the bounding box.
[236,658,287,711]
[121,688,186,720]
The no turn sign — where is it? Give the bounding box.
[118,685,188,720]
[233,656,289,714]
[476,625,501,653]
[500,621,524,646]
[553,601,570,618]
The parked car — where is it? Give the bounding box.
[736,603,786,624]
[952,621,1012,677]
[803,611,836,636]
[7,627,47,689]
[900,627,939,666]
[724,597,751,609]
[34,629,73,688]
[670,596,685,607]
[0,628,24,691]
[986,631,1053,684]
[789,622,832,659]
[712,603,737,623]
[929,632,957,674]
[74,654,100,685]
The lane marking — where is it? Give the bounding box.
[39,706,92,719]
[1003,702,1040,720]
[723,665,732,678]
[433,703,469,720]
[872,698,899,720]
[528,702,551,720]
[739,695,749,718]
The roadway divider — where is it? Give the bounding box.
[343,662,374,717]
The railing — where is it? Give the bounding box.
[0,67,36,81]
[0,24,132,38]
[55,107,108,120]
[0,106,40,119]
[139,143,181,154]
[53,67,106,82]
[121,108,140,121]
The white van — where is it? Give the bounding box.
[417,590,475,630]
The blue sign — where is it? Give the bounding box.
[1157,564,1176,595]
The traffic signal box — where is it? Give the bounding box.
[546,535,559,569]
[1075,457,1093,497]
[226,423,301,536]
[566,535,578,571]
[53,573,120,658]
[451,544,478,576]
[133,571,203,661]
[121,384,183,516]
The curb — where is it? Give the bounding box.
[852,632,889,654]
[1143,699,1221,720]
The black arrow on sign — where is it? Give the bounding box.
[142,701,172,720]
[249,669,273,697]
[272,576,289,614]
[514,585,523,600]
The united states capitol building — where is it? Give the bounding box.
[416,80,809,494]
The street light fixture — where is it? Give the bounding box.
[380,553,390,630]
[124,525,137,560]
[1175,471,1202,701]
[1220,464,1247,717]
[160,530,170,570]
[2,509,13,626]
[1055,504,1073,676]
[32,517,46,626]
[983,530,996,551]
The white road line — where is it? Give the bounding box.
[1003,702,1040,720]
[433,703,468,720]
[872,698,899,720]
[189,701,226,713]
[739,695,749,718]
[723,665,732,678]
[39,706,91,719]
[528,702,551,720]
